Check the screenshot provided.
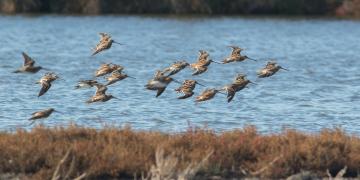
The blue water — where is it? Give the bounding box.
[0,15,359,133]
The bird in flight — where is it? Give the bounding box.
[257,61,288,78]
[86,83,118,103]
[29,108,60,125]
[37,72,59,97]
[92,33,123,56]
[175,79,205,99]
[13,52,47,73]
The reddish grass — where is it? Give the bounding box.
[0,125,359,179]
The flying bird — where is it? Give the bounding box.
[92,33,123,56]
[190,50,221,76]
[75,80,99,89]
[257,61,288,78]
[221,74,255,102]
[86,83,118,103]
[29,108,59,125]
[222,46,257,64]
[162,61,189,76]
[95,63,124,77]
[145,71,180,97]
[37,72,59,97]
[13,52,46,73]
[105,71,135,86]
[175,79,205,99]
[195,88,221,102]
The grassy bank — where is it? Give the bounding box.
[0,0,359,17]
[0,125,359,179]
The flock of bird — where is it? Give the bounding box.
[13,33,288,124]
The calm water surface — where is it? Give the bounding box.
[0,15,359,133]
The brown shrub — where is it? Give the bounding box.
[0,125,359,179]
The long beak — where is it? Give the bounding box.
[247,57,258,62]
[58,77,66,82]
[280,67,289,71]
[113,96,120,100]
[249,81,257,85]
[54,110,63,114]
[127,75,136,79]
[113,41,124,45]
[172,79,182,84]
[196,82,206,87]
[210,60,222,64]
[42,68,51,71]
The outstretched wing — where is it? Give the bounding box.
[92,42,108,56]
[22,52,35,66]
[94,83,108,96]
[226,87,236,103]
[156,87,166,98]
[99,33,111,41]
[38,82,51,97]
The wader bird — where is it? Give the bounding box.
[75,80,99,89]
[14,52,46,73]
[29,108,59,125]
[92,33,123,56]
[37,72,59,97]
[195,88,222,102]
[190,50,221,75]
[95,63,124,77]
[174,79,205,99]
[162,61,189,76]
[105,71,135,86]
[86,83,118,103]
[257,61,288,78]
[222,46,257,64]
[221,74,255,102]
[145,71,180,97]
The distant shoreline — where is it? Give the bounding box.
[0,13,358,21]
[0,0,359,18]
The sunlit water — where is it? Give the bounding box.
[0,15,359,133]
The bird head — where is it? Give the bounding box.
[236,73,247,80]
[267,60,277,65]
[182,61,190,67]
[184,79,196,85]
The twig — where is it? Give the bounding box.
[178,149,214,180]
[51,148,72,180]
[73,172,87,180]
[249,155,283,176]
[335,166,347,178]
